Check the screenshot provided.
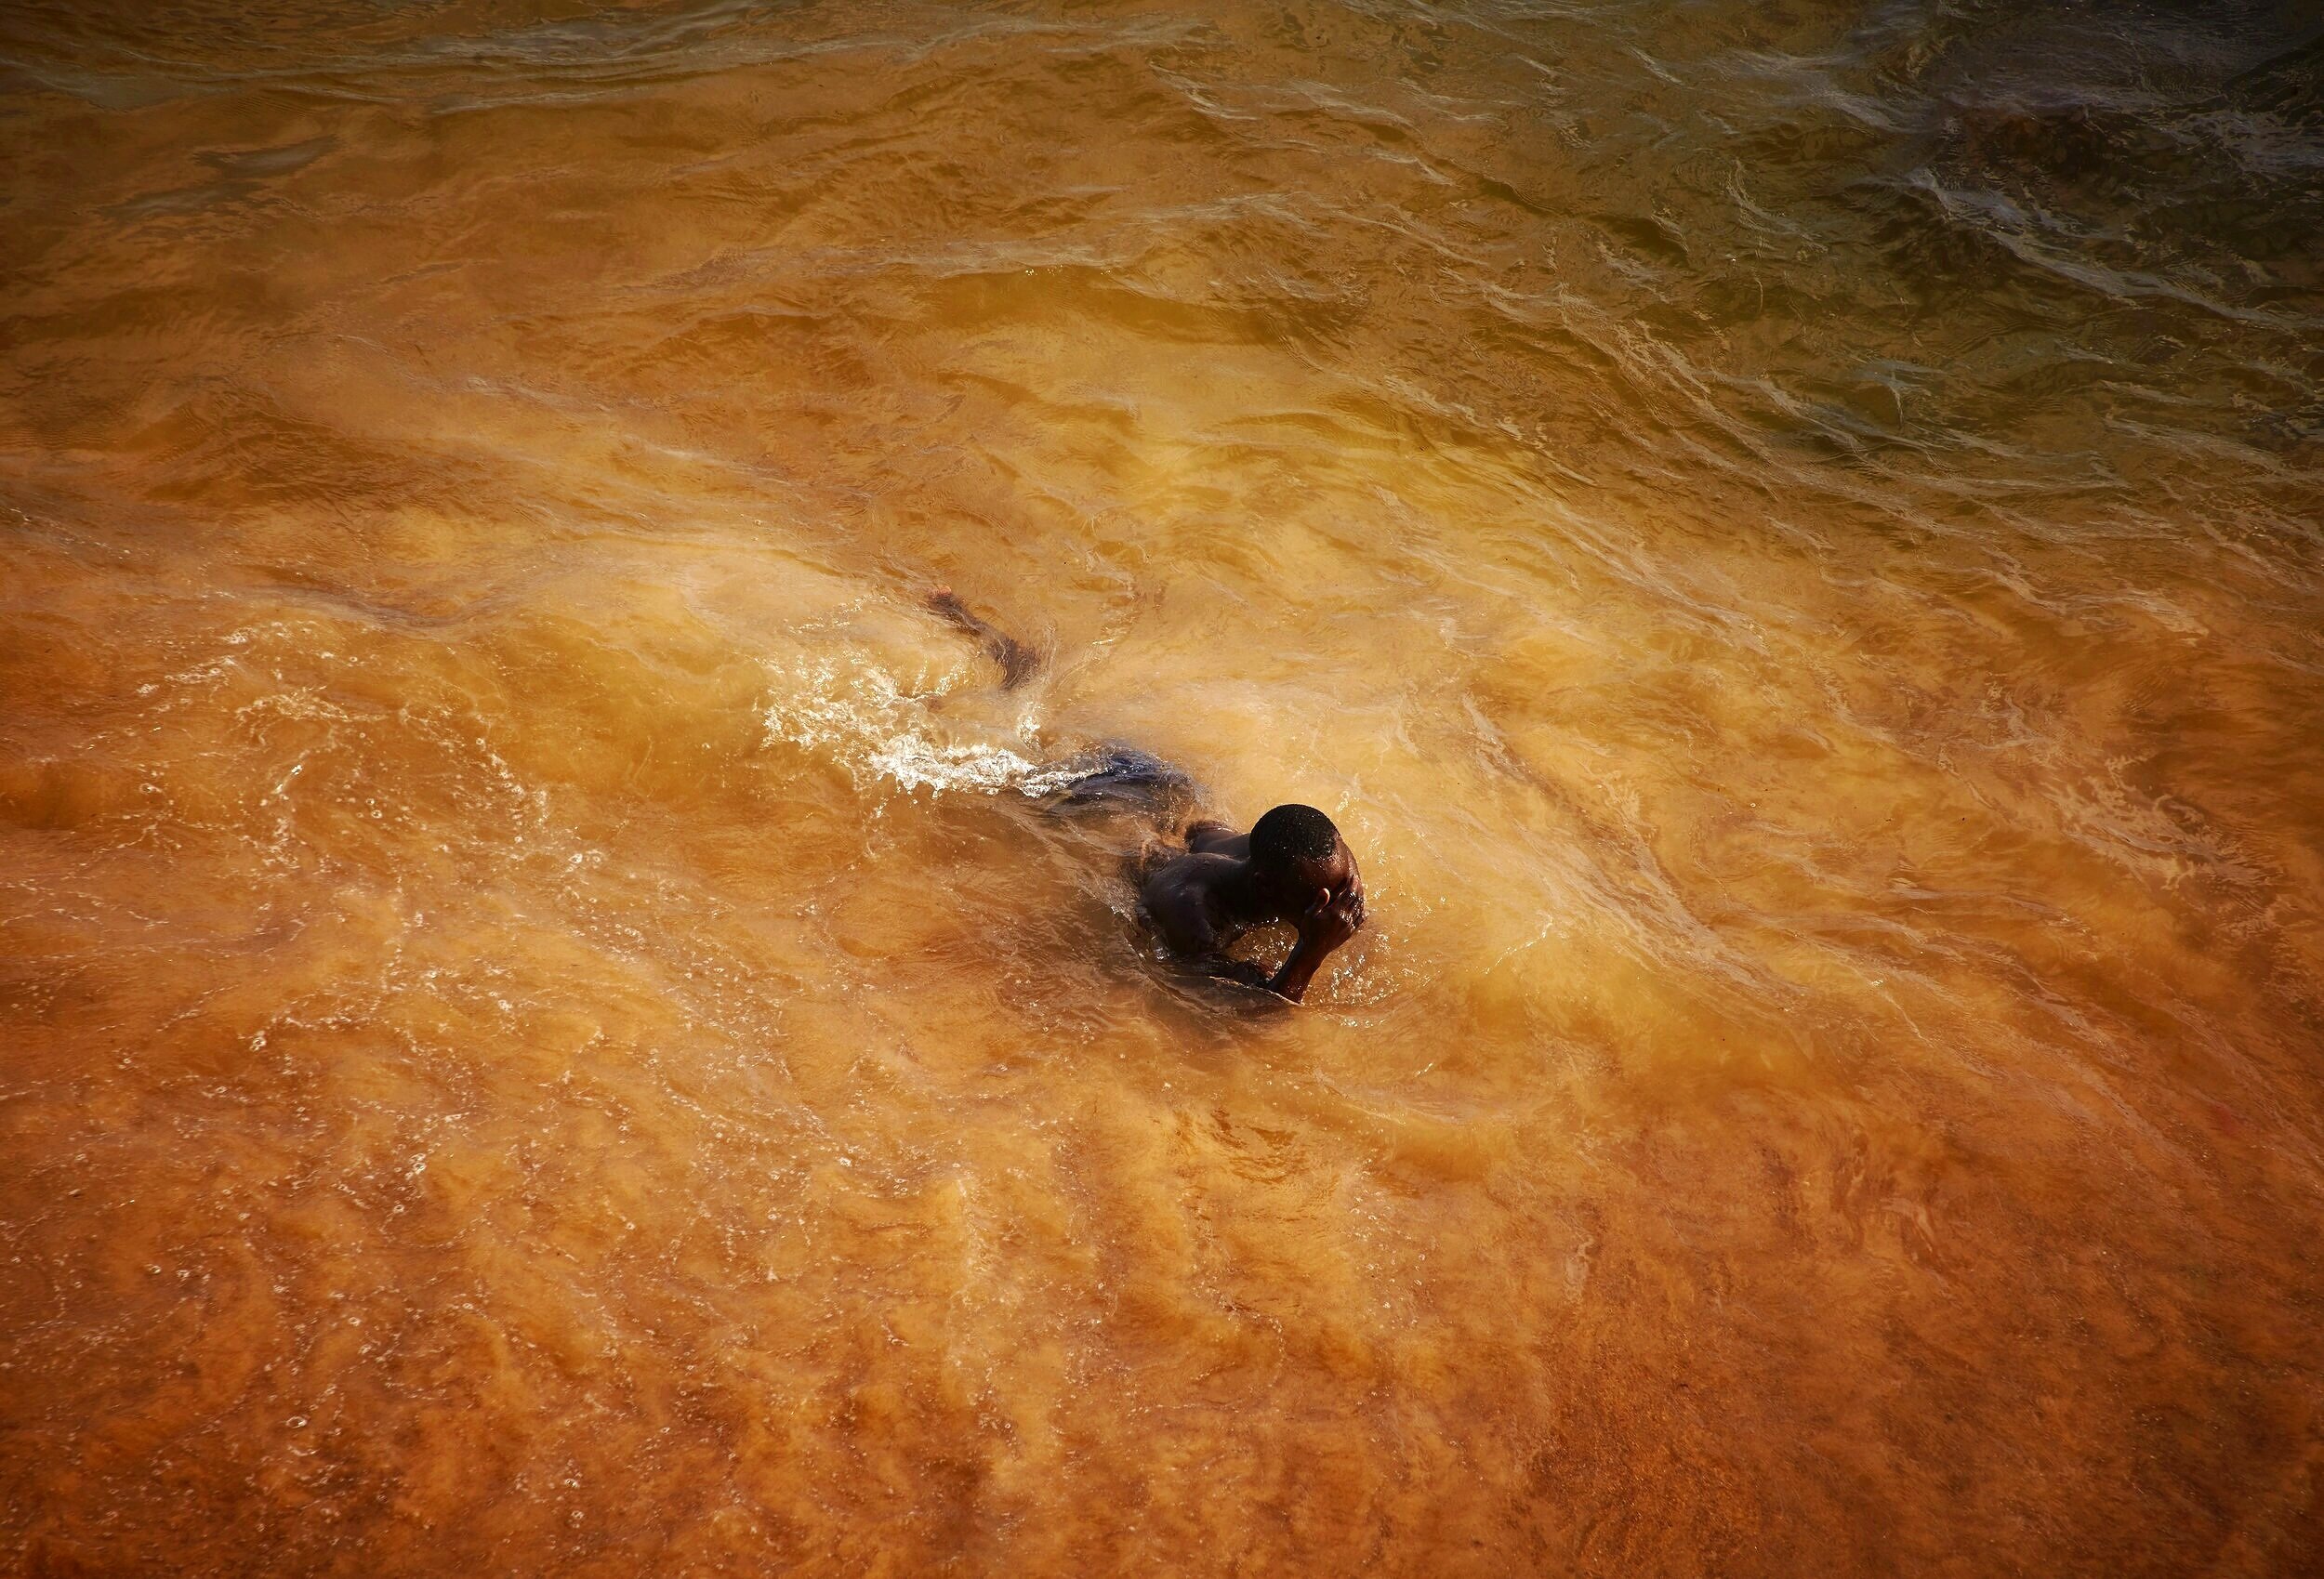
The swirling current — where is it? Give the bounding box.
[4,2,2322,1574]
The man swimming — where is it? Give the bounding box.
[1134,804,1366,1004]
[927,588,1367,1003]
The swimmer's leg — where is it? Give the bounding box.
[1043,744,1194,809]
[925,587,1038,689]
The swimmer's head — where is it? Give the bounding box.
[1249,803,1352,908]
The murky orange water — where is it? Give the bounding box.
[6,2,2324,1573]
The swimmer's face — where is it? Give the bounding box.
[1248,803,1353,914]
[1256,843,1353,913]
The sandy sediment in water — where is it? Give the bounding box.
[4,2,2323,1575]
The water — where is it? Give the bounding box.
[4,2,2322,1572]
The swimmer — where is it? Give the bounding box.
[1133,804,1366,1004]
[925,587,1366,1003]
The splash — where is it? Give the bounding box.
[760,653,1083,801]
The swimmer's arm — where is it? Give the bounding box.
[1195,954,1280,993]
[1267,878,1366,1004]
[925,588,1037,688]
[1261,933,1335,1004]
[1188,925,1334,1006]
[1188,939,1330,1005]
[1216,928,1341,1004]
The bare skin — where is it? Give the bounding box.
[1136,820,1366,1004]
[926,587,1038,688]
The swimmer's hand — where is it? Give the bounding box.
[1299,875,1366,953]
[1251,875,1365,1004]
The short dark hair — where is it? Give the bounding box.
[1250,804,1340,871]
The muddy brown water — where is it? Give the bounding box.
[5,2,2324,1574]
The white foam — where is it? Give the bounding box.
[761,655,1078,801]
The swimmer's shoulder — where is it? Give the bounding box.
[1183,819,1246,857]
[1137,847,1241,910]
